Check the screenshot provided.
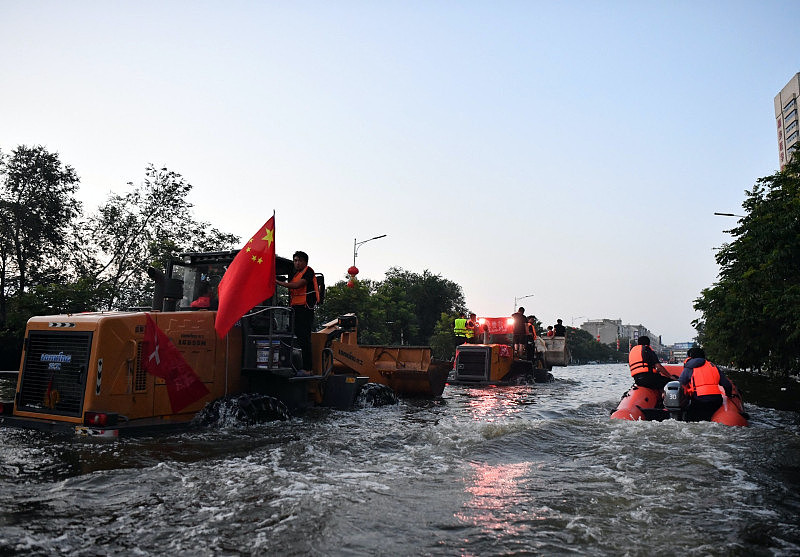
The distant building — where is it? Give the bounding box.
[581,319,621,345]
[775,72,800,170]
[668,341,696,364]
[580,319,663,353]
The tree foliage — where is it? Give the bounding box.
[0,145,81,324]
[565,327,626,364]
[694,154,800,376]
[317,268,465,348]
[78,164,239,309]
[0,146,240,368]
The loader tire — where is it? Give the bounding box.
[355,383,398,408]
[194,394,290,426]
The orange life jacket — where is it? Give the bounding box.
[686,360,721,397]
[289,266,320,307]
[628,345,655,376]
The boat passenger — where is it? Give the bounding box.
[512,307,528,357]
[628,336,674,391]
[553,319,566,337]
[679,347,733,421]
[453,313,469,344]
[467,313,480,344]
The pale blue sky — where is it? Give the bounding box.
[2,1,797,343]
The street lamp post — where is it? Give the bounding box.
[514,293,534,311]
[571,316,585,326]
[353,234,387,267]
[713,212,746,218]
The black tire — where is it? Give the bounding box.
[194,393,290,425]
[355,383,398,408]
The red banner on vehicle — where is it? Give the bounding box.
[481,317,513,335]
[142,313,210,413]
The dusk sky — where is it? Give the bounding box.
[2,1,797,344]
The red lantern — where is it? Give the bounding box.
[347,266,359,276]
[347,279,355,288]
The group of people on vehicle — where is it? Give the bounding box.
[628,336,733,421]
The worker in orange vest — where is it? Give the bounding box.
[679,346,733,421]
[276,250,320,370]
[628,336,674,391]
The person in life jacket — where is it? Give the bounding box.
[453,313,468,344]
[679,346,733,421]
[275,250,320,371]
[628,336,675,391]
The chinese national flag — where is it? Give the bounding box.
[142,313,210,413]
[214,215,276,338]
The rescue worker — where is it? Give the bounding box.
[453,313,469,344]
[628,336,674,391]
[526,316,539,362]
[526,316,538,339]
[679,346,733,421]
[276,250,319,371]
[466,313,479,344]
[512,307,528,358]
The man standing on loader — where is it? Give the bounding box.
[276,250,319,370]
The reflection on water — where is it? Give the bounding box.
[457,461,536,535]
[0,365,798,556]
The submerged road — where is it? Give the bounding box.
[0,364,798,555]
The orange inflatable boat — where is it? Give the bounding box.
[611,364,748,426]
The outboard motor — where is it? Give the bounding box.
[663,380,687,420]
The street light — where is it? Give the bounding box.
[571,316,585,326]
[514,293,534,311]
[714,212,746,218]
[353,234,387,267]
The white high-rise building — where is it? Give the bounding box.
[775,72,800,170]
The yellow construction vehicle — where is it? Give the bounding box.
[0,251,402,437]
[313,314,450,398]
[451,316,568,385]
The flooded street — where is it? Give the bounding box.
[1,363,799,556]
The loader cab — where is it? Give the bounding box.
[163,251,295,311]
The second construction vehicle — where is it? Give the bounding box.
[451,316,568,385]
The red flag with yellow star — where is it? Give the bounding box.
[215,215,276,337]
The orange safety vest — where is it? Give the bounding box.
[628,345,655,376]
[289,266,320,308]
[686,360,721,397]
[526,322,538,339]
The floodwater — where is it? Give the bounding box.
[0,364,798,556]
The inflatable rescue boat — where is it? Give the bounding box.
[611,364,749,426]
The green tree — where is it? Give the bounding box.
[565,327,624,364]
[0,145,81,324]
[316,278,392,344]
[694,154,800,376]
[80,164,238,309]
[378,268,465,345]
[429,312,460,360]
